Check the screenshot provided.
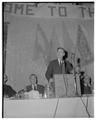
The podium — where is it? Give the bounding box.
[53,74,81,98]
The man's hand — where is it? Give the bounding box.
[24,87,27,92]
[48,78,54,89]
[49,78,54,83]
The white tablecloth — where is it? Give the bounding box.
[3,96,94,118]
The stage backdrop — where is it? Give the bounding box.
[5,4,94,91]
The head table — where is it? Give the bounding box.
[3,95,94,118]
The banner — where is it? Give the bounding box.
[4,3,94,19]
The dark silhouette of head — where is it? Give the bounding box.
[77,58,81,64]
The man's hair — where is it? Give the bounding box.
[57,47,65,52]
[29,74,38,84]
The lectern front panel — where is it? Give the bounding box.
[54,74,76,98]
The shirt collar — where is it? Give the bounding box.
[58,59,62,65]
[32,84,37,90]
[58,59,62,63]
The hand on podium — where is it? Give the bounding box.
[49,78,54,83]
[49,78,54,88]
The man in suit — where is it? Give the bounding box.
[24,74,44,95]
[45,47,73,82]
[79,71,92,95]
[3,74,17,98]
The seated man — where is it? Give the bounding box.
[80,72,93,95]
[75,66,93,95]
[24,74,45,96]
[3,74,17,98]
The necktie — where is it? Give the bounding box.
[35,85,37,90]
[32,85,34,90]
[32,85,37,90]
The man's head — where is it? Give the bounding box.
[29,74,38,85]
[4,74,8,84]
[75,66,81,74]
[57,47,66,61]
[84,73,91,85]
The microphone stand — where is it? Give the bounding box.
[73,67,78,96]
[71,53,78,96]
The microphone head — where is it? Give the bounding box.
[77,58,80,64]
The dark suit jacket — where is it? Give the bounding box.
[3,84,16,97]
[26,84,45,95]
[79,73,92,94]
[45,59,73,81]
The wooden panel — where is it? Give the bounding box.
[54,74,76,97]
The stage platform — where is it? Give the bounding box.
[3,95,94,118]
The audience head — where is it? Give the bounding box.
[75,65,81,74]
[83,73,91,84]
[4,74,8,84]
[29,74,38,85]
